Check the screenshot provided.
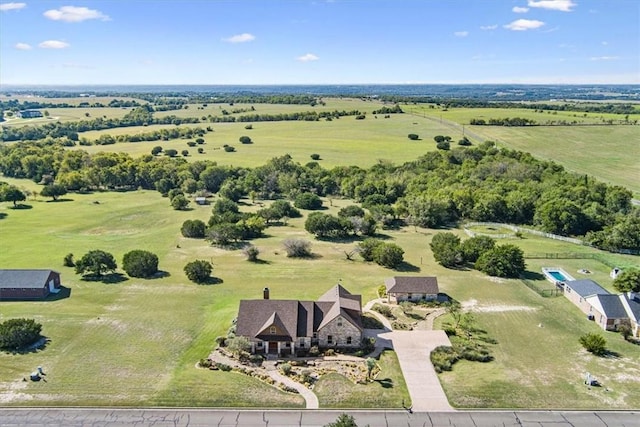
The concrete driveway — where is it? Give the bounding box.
[376,330,453,411]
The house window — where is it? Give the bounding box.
[346,337,352,345]
[257,342,263,347]
[337,319,343,327]
[313,332,318,339]
[299,341,305,348]
[408,293,413,300]
[270,326,276,334]
[327,335,333,344]
[422,295,427,300]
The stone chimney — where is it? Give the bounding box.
[263,287,270,300]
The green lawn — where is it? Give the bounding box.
[314,350,410,408]
[1,186,638,408]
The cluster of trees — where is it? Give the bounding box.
[613,268,640,293]
[0,318,42,351]
[469,117,537,126]
[1,141,637,253]
[372,104,403,114]
[357,238,405,269]
[304,206,377,238]
[70,249,159,278]
[430,233,525,278]
[0,98,142,111]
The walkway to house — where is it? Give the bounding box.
[362,300,453,411]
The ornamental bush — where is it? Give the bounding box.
[122,250,159,278]
[0,318,42,350]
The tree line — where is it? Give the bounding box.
[1,141,638,253]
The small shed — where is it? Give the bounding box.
[195,197,207,205]
[385,276,439,303]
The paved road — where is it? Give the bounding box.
[1,408,638,426]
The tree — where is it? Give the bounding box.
[310,153,321,160]
[458,136,472,146]
[171,194,190,210]
[579,333,607,356]
[1,185,26,207]
[294,192,323,210]
[436,141,450,150]
[358,238,384,262]
[305,212,349,238]
[283,238,312,258]
[373,243,404,269]
[122,250,159,278]
[324,413,359,427]
[460,235,496,263]
[239,136,252,144]
[407,133,419,140]
[181,219,206,238]
[475,244,525,278]
[430,232,462,267]
[184,260,213,283]
[41,184,67,201]
[0,318,42,350]
[151,146,163,156]
[613,268,640,293]
[366,357,377,379]
[338,205,365,218]
[164,149,178,157]
[534,198,588,236]
[181,149,189,157]
[75,250,118,277]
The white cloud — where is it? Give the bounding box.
[504,19,545,31]
[0,2,26,11]
[512,6,529,13]
[297,53,319,62]
[15,42,32,50]
[39,40,70,49]
[43,6,109,22]
[601,41,608,46]
[480,24,498,30]
[590,56,619,61]
[223,33,255,43]
[527,0,576,12]
[454,31,469,37]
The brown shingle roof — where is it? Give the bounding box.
[236,285,363,341]
[385,276,439,294]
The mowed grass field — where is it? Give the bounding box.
[73,114,454,169]
[1,183,639,408]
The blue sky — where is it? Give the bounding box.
[0,0,638,85]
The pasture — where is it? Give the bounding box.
[1,185,639,408]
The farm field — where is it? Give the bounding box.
[1,184,639,408]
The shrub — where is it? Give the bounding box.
[407,133,419,140]
[0,318,42,350]
[436,141,450,150]
[183,260,213,283]
[358,238,383,262]
[372,304,395,319]
[249,354,264,365]
[309,346,320,356]
[310,153,321,160]
[338,205,365,218]
[279,362,292,375]
[223,145,236,152]
[239,136,252,144]
[243,245,260,262]
[164,149,178,157]
[187,141,197,147]
[458,136,472,146]
[579,333,607,356]
[197,147,204,154]
[215,336,227,347]
[377,285,387,298]
[282,238,312,258]
[195,138,205,144]
[63,253,75,267]
[217,363,232,371]
[122,250,159,278]
[181,149,189,157]
[199,358,213,368]
[372,243,404,269]
[151,146,163,155]
[325,349,335,356]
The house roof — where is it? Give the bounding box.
[586,294,628,319]
[0,270,58,289]
[236,285,362,342]
[385,276,439,295]
[620,294,640,323]
[565,279,609,298]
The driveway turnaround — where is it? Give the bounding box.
[1,408,638,427]
[377,330,453,411]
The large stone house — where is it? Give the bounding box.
[0,269,61,300]
[235,284,363,355]
[385,276,439,303]
[563,279,640,337]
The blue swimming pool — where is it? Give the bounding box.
[542,267,576,283]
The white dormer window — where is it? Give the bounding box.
[337,318,343,327]
[270,326,276,334]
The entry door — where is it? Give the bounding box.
[268,342,278,353]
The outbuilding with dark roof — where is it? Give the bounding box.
[385,276,439,303]
[0,269,61,300]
